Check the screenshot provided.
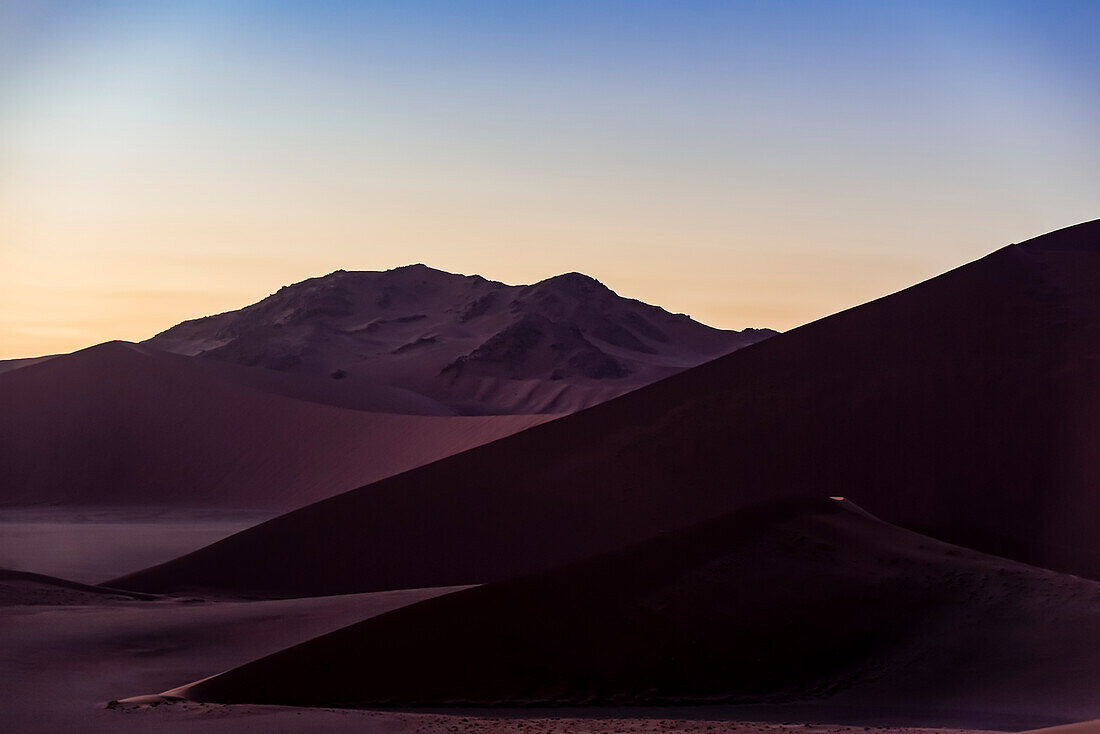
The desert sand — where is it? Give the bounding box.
[157,498,1100,729]
[0,567,156,605]
[0,340,553,511]
[114,220,1100,599]
[7,227,1100,733]
[1,574,1005,734]
[0,581,464,732]
[0,507,275,582]
[1020,723,1100,734]
[94,706,1008,734]
[0,270,760,580]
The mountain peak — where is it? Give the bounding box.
[386,263,449,275]
[146,264,772,414]
[535,272,610,294]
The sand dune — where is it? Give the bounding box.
[0,566,1002,733]
[148,265,773,414]
[0,568,157,605]
[114,220,1100,597]
[0,355,57,375]
[0,581,464,733]
[0,341,551,510]
[163,498,1100,729]
[1021,722,1100,734]
[0,507,276,583]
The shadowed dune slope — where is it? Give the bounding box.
[0,341,551,510]
[114,220,1100,596]
[0,355,57,376]
[174,498,1100,728]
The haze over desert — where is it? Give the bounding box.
[3,2,1100,733]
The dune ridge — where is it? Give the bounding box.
[164,497,1100,729]
[0,340,552,510]
[113,220,1100,598]
[0,568,158,605]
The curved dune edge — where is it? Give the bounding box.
[1020,722,1100,734]
[125,497,1100,729]
[0,340,554,510]
[112,219,1100,601]
[0,568,158,606]
[111,694,187,707]
[117,673,217,706]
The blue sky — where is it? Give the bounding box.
[1,1,1098,356]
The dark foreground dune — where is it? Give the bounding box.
[115,220,1100,597]
[166,498,1100,729]
[0,568,1000,734]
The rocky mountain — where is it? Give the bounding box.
[146,265,774,414]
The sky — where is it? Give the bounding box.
[1,1,1098,358]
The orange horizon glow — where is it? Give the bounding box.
[2,2,1098,359]
[0,220,1057,360]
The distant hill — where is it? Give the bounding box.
[0,341,552,510]
[146,265,773,414]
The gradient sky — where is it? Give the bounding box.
[1,1,1098,358]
